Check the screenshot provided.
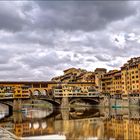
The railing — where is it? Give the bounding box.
[0,93,30,99]
[54,92,100,97]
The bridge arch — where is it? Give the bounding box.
[39,98,60,106]
[0,102,13,116]
[69,97,99,105]
[70,98,83,104]
[29,90,33,96]
[33,89,41,96]
[80,98,99,105]
[46,89,53,98]
[0,102,13,108]
[40,89,47,96]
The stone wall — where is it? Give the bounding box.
[99,96,110,107]
[100,96,140,107]
[129,98,139,106]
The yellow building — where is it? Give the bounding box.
[0,83,30,98]
[95,68,107,92]
[121,57,140,96]
[113,71,122,95]
[101,57,140,97]
[102,70,118,94]
[53,82,95,96]
[63,68,84,75]
[51,68,95,83]
[0,81,55,98]
[76,72,95,83]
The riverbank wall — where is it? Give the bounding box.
[100,96,140,108]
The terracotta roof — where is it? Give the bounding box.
[114,73,121,77]
[63,68,77,72]
[95,68,107,72]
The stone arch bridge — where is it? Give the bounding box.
[0,81,100,109]
[0,94,100,112]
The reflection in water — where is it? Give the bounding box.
[0,103,9,119]
[24,108,53,119]
[1,106,140,140]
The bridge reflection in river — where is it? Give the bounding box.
[0,103,9,119]
[1,104,140,139]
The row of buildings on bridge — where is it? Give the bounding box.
[52,56,140,98]
[0,56,140,99]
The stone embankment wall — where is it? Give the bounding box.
[129,98,139,106]
[110,99,129,107]
[100,96,140,107]
[99,96,110,107]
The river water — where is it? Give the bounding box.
[0,103,140,140]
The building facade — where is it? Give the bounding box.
[101,70,120,94]
[101,57,140,97]
[95,68,107,92]
[121,57,140,95]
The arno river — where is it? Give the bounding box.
[0,101,140,140]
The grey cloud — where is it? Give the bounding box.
[0,48,14,64]
[0,2,32,32]
[0,63,20,71]
[106,60,122,68]
[19,51,82,69]
[97,1,136,21]
[0,1,139,80]
[33,1,137,31]
[95,55,113,62]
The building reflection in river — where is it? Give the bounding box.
[104,117,140,140]
[1,106,140,139]
[55,119,104,140]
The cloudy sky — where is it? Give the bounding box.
[0,1,140,81]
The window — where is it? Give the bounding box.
[132,71,134,74]
[33,84,40,88]
[132,76,134,79]
[41,84,48,88]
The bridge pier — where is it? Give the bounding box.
[129,98,140,106]
[60,97,70,120]
[13,99,22,111]
[61,108,69,120]
[102,94,110,107]
[13,111,23,123]
[61,97,69,109]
